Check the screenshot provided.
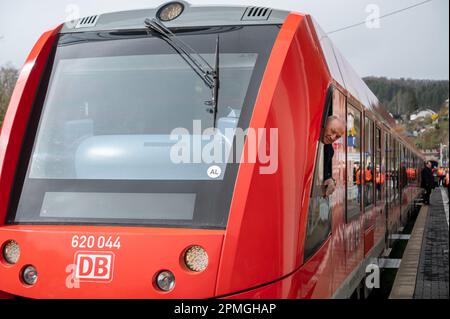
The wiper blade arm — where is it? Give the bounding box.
[212,35,219,128]
[144,18,215,89]
[144,18,220,127]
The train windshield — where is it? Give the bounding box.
[10,25,280,228]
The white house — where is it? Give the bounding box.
[410,108,437,121]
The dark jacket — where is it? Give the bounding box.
[421,166,434,189]
[324,143,334,181]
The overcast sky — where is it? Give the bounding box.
[0,0,448,80]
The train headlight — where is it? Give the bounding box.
[2,240,20,265]
[22,265,38,285]
[155,270,175,292]
[184,245,208,272]
[157,2,184,21]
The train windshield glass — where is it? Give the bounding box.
[10,25,280,228]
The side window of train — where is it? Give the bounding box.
[392,139,398,201]
[412,153,417,184]
[391,137,397,201]
[304,87,340,260]
[395,140,400,200]
[363,116,374,209]
[400,144,407,192]
[407,149,411,185]
[385,132,391,204]
[388,135,394,203]
[375,127,383,202]
[346,104,362,221]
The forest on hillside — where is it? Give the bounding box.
[363,76,449,118]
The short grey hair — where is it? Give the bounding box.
[326,115,345,127]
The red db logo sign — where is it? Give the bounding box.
[74,251,114,282]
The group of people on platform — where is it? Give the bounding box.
[420,161,449,205]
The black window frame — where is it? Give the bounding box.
[7,25,281,229]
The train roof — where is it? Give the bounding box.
[61,1,289,33]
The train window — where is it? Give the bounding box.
[304,88,334,259]
[375,127,383,202]
[388,135,395,203]
[346,104,361,220]
[9,25,281,227]
[363,116,374,209]
[390,138,396,202]
[405,149,409,185]
[29,54,259,181]
[394,140,399,201]
[385,132,390,203]
[399,145,405,192]
[407,149,411,185]
[413,155,417,184]
[395,140,402,202]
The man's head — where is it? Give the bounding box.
[323,115,345,145]
[426,161,432,168]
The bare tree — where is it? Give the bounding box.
[0,64,19,125]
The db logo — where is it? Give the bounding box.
[73,251,114,283]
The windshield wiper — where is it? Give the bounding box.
[144,18,219,126]
[211,35,219,128]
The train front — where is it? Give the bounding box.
[0,2,331,298]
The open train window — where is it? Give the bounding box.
[304,87,335,260]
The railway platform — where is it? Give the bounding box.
[390,187,449,299]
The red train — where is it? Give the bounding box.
[0,1,423,298]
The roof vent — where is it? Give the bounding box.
[75,15,99,28]
[241,7,272,21]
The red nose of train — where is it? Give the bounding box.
[0,226,223,298]
[0,2,291,299]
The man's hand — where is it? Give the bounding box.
[323,178,336,197]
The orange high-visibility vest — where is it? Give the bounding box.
[376,172,385,184]
[356,169,362,185]
[365,169,373,182]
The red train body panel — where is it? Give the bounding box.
[0,3,423,299]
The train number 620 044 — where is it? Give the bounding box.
[71,235,121,250]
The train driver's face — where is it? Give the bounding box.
[323,118,345,145]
